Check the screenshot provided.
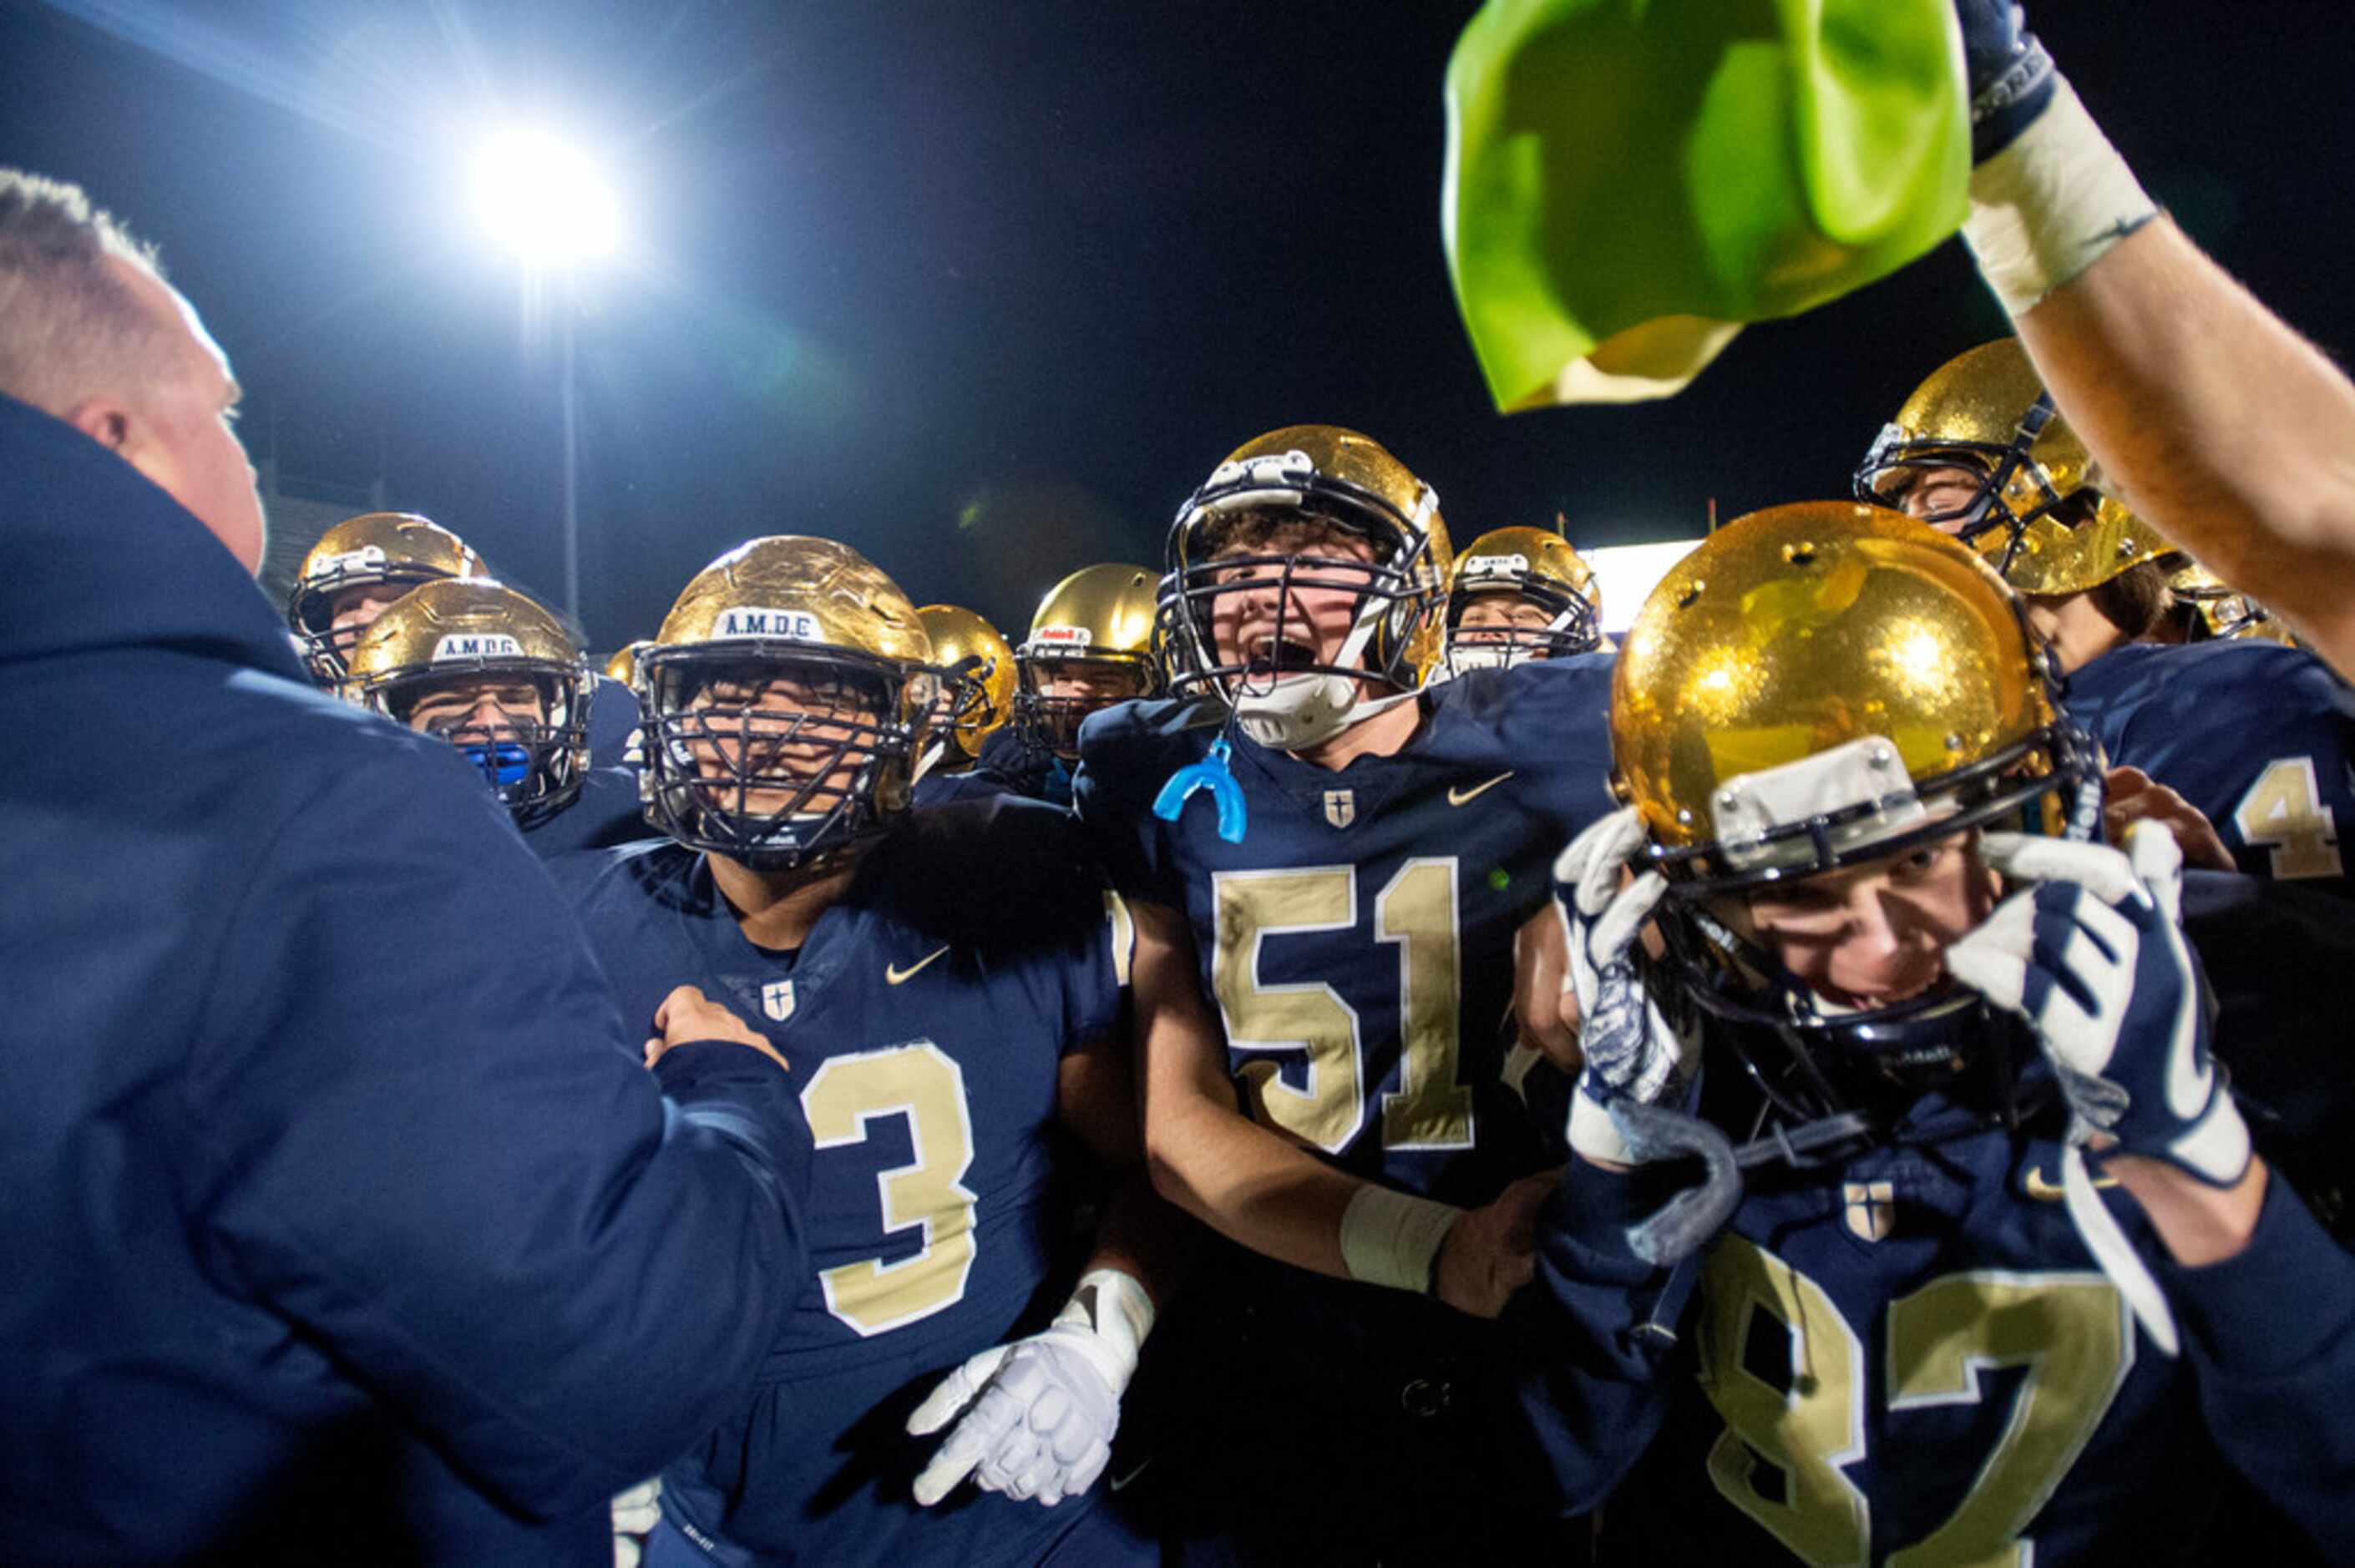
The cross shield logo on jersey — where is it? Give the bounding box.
[1843,1180,1895,1243]
[1323,789,1355,829]
[761,979,796,1022]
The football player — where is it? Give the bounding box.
[909,603,1020,804]
[549,537,1171,1567]
[940,563,1162,808]
[1073,425,1614,1560]
[1859,337,2355,900]
[2157,560,2294,647]
[1515,501,2355,1563]
[1432,522,1605,680]
[344,579,652,857]
[287,509,645,766]
[1942,0,2355,677]
[286,510,484,689]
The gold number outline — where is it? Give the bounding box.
[2231,755,2344,879]
[800,1041,980,1338]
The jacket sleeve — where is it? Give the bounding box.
[183,751,812,1522]
[2170,1171,2355,1560]
[1500,1157,1701,1516]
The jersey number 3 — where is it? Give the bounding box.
[802,1043,980,1338]
[1211,859,1470,1156]
[1699,1237,2131,1565]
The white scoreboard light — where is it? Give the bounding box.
[1583,539,1704,635]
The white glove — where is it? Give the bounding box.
[905,1268,1152,1507]
[611,1476,661,1568]
[1552,807,1684,1164]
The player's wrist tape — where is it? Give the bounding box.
[1053,1267,1155,1388]
[1962,75,2158,318]
[1340,1184,1464,1294]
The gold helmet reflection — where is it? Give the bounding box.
[641,537,940,869]
[919,604,1018,761]
[1162,424,1452,748]
[287,513,486,685]
[1017,563,1163,759]
[1856,338,2173,596]
[347,579,592,826]
[1613,502,2093,877]
[1437,524,1602,677]
[2165,561,2296,645]
[604,639,654,685]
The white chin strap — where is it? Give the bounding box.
[1232,605,1406,750]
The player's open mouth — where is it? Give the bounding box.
[1244,636,1319,676]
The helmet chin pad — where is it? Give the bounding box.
[1233,670,1363,749]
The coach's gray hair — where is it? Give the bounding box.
[0,169,176,416]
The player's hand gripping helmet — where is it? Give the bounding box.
[917,604,1018,763]
[1855,338,2175,596]
[1613,502,2100,1135]
[2165,560,2295,645]
[1015,564,1163,760]
[1436,524,1602,679]
[1161,425,1451,750]
[639,538,944,871]
[287,512,486,688]
[347,580,594,828]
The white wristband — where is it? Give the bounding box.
[1054,1267,1155,1388]
[1339,1184,1464,1294]
[1962,76,2159,318]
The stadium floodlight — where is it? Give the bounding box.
[474,129,620,266]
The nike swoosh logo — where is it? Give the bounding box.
[1447,771,1515,807]
[1108,1456,1153,1493]
[2024,1165,2120,1201]
[885,946,952,985]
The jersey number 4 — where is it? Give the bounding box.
[802,1043,980,1338]
[1211,858,1470,1156]
[1700,1237,2132,1565]
[2231,756,2342,879]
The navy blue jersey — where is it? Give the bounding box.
[590,671,641,771]
[1075,656,1618,1201]
[916,724,1070,809]
[1516,1090,2355,1564]
[551,798,1133,1567]
[523,764,657,858]
[2066,640,2355,898]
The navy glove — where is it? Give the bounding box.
[1953,0,2059,160]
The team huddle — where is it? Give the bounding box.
[263,346,2355,1565]
[12,0,2355,1563]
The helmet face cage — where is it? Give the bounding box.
[367,664,592,828]
[290,564,457,685]
[1441,577,1600,676]
[1647,718,2099,1131]
[639,645,939,871]
[1013,645,1160,757]
[1853,392,2069,580]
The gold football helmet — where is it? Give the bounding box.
[640,537,942,869]
[1016,564,1163,759]
[604,639,654,686]
[1855,338,2173,597]
[2166,561,2295,645]
[918,604,1018,762]
[1162,425,1451,748]
[347,579,592,826]
[1437,524,1602,678]
[287,512,486,686]
[1614,502,2099,1125]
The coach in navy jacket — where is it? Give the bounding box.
[0,175,812,1564]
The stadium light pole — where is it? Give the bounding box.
[474,129,620,624]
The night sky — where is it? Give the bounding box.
[4,0,2351,649]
